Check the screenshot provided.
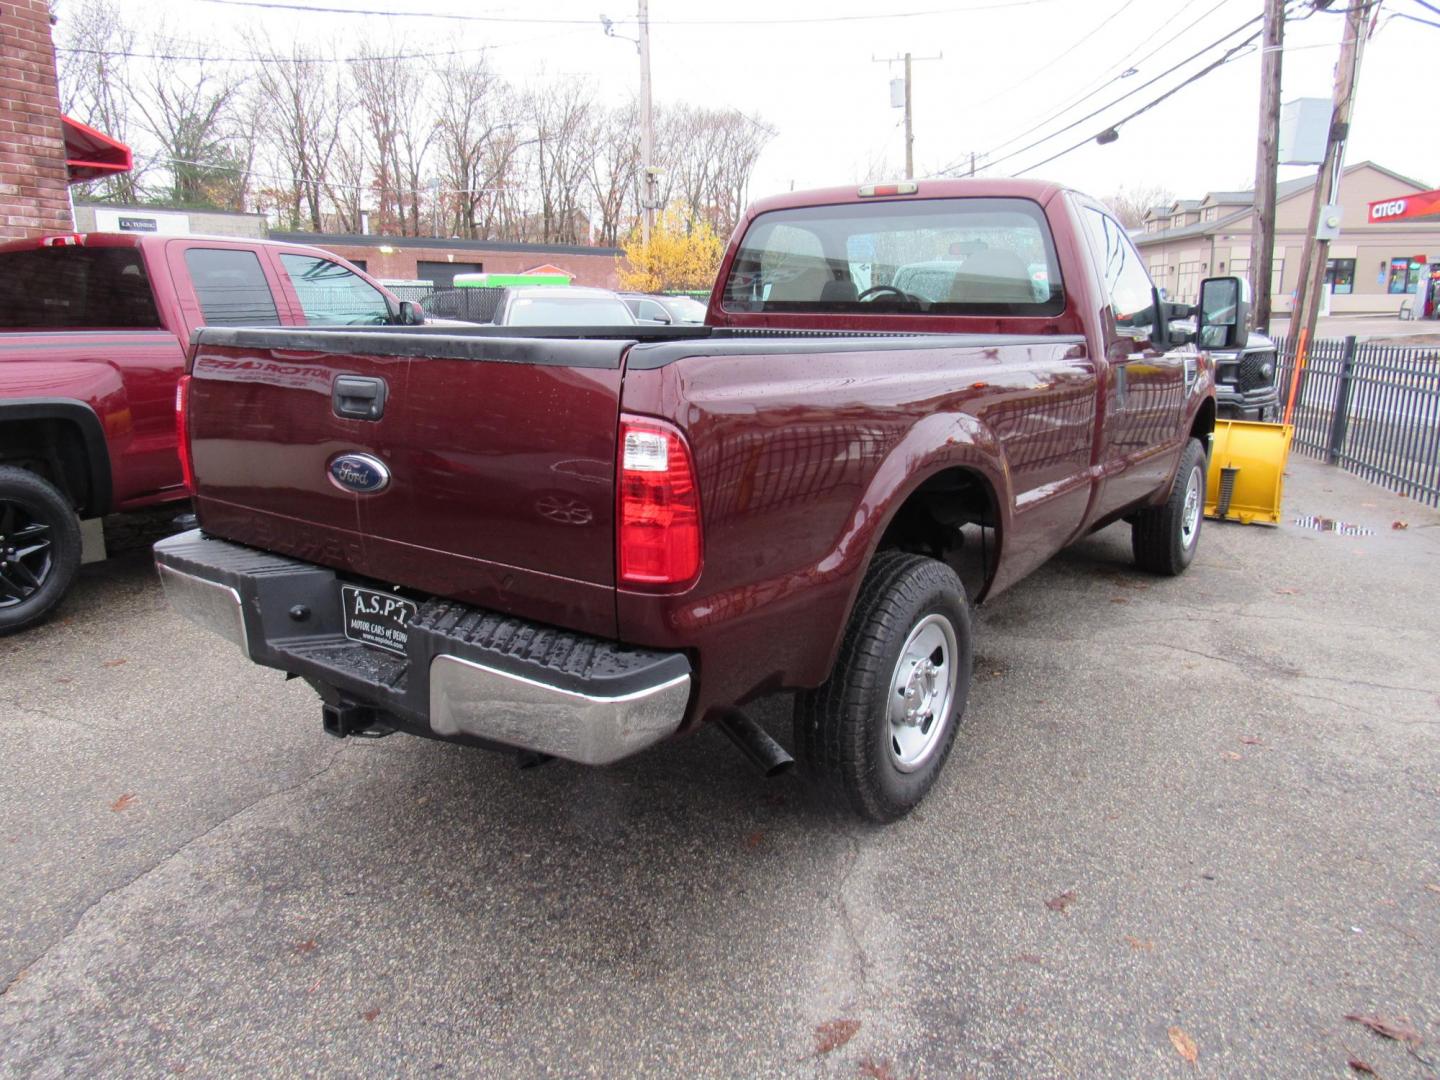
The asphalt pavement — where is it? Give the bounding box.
[2,458,1437,1078]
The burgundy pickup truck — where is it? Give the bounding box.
[155,179,1243,821]
[0,232,423,634]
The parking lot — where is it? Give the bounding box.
[2,455,1437,1078]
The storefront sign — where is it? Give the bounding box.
[1368,188,1440,223]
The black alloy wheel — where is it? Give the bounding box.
[0,501,54,607]
[0,466,82,635]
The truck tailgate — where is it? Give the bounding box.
[187,328,629,637]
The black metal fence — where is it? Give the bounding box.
[387,284,504,323]
[1272,335,1440,506]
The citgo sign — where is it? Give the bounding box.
[1368,189,1440,223]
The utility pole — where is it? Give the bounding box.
[874,52,941,179]
[1285,0,1373,422]
[638,0,655,246]
[904,53,914,178]
[1248,0,1285,332]
[602,5,657,245]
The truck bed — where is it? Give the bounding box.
[186,323,1087,647]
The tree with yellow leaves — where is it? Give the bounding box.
[617,206,724,294]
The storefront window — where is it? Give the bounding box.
[1388,256,1425,294]
[1326,258,1355,295]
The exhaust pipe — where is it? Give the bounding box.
[716,710,794,777]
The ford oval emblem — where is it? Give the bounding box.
[328,453,391,494]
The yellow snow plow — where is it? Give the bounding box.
[1205,420,1294,525]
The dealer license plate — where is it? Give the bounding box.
[340,585,417,655]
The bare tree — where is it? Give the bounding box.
[327,115,368,233]
[586,102,639,247]
[482,120,531,241]
[653,105,773,237]
[247,37,344,231]
[707,110,773,236]
[433,56,513,239]
[528,79,598,244]
[351,44,436,236]
[131,38,241,208]
[1100,183,1175,230]
[54,0,143,202]
[55,8,775,246]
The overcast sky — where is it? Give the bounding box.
[99,0,1438,204]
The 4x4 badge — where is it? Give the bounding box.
[327,453,390,494]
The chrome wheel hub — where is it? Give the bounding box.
[1180,465,1202,548]
[887,613,960,772]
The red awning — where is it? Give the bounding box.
[61,115,132,183]
[1368,188,1440,224]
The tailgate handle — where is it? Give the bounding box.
[332,375,387,420]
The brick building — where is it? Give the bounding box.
[1,0,72,238]
[270,232,624,290]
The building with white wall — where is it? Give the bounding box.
[1133,162,1438,317]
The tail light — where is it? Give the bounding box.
[617,417,701,588]
[175,374,195,494]
[40,233,85,247]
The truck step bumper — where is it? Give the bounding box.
[154,530,692,765]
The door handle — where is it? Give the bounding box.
[332,375,387,420]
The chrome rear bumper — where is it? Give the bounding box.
[430,655,691,765]
[155,530,692,766]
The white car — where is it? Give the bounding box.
[495,286,638,327]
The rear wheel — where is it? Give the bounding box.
[1131,438,1206,576]
[794,551,974,823]
[0,466,82,636]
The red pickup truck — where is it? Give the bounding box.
[155,179,1244,821]
[0,232,423,634]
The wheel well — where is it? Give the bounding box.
[876,467,1000,600]
[0,418,96,513]
[1190,397,1216,448]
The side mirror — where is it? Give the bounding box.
[397,300,426,326]
[1195,275,1249,350]
[653,312,672,325]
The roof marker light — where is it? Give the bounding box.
[858,182,919,197]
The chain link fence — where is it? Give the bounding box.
[1273,335,1440,506]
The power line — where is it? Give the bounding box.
[193,0,1064,25]
[1385,10,1440,26]
[56,43,493,63]
[948,10,1265,178]
[933,0,1243,176]
[144,153,507,198]
[961,0,1145,112]
[53,26,590,64]
[1009,25,1264,177]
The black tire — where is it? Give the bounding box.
[0,466,82,636]
[1131,437,1206,576]
[794,551,974,823]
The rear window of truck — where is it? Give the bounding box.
[720,197,1064,317]
[0,247,161,329]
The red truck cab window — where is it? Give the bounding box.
[719,197,1065,318]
